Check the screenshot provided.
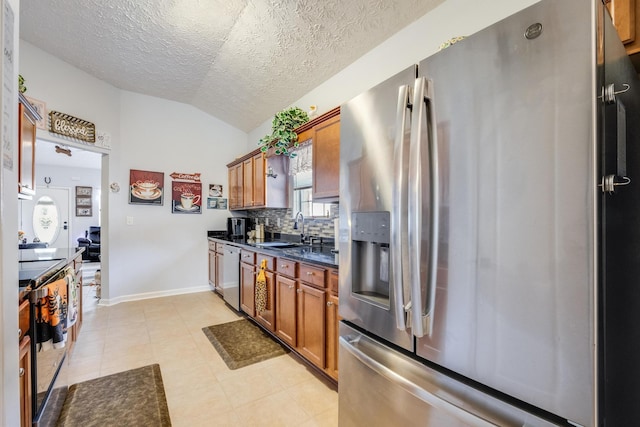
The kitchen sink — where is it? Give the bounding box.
[255,241,301,248]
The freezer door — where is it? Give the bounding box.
[415,1,596,425]
[339,322,558,427]
[339,65,417,351]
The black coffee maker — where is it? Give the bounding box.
[227,217,250,239]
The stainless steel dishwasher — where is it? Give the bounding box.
[222,245,240,311]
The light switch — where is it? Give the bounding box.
[126,216,134,225]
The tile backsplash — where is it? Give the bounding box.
[246,205,338,239]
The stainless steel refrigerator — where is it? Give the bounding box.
[338,0,640,425]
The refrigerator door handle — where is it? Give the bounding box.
[409,76,439,338]
[340,335,497,427]
[392,84,412,331]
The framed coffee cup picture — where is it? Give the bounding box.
[129,169,164,205]
[171,181,202,214]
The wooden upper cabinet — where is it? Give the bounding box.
[252,152,266,207]
[18,94,39,199]
[312,114,340,199]
[608,0,640,54]
[294,107,341,201]
[243,157,254,207]
[228,163,243,209]
[228,151,267,210]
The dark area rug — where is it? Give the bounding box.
[202,319,289,370]
[56,364,171,427]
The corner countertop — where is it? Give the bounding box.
[208,235,338,269]
[19,247,84,288]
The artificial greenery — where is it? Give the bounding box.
[258,107,309,157]
[18,74,26,93]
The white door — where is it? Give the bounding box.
[21,187,71,249]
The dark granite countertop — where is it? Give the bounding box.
[208,234,338,269]
[19,247,84,288]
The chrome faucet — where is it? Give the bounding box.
[293,211,305,242]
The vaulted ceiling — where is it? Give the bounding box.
[19,0,445,132]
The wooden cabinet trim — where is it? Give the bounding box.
[19,299,29,342]
[325,294,339,380]
[294,106,340,134]
[329,269,339,295]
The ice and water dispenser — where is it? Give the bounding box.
[351,211,390,308]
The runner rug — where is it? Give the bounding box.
[202,319,288,370]
[56,364,171,426]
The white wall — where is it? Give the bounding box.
[19,42,249,303]
[108,91,246,302]
[248,0,539,146]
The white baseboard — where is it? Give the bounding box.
[97,285,211,306]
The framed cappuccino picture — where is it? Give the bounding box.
[209,184,223,197]
[171,181,202,214]
[129,169,164,205]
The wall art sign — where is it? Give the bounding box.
[75,186,92,216]
[208,184,223,197]
[171,181,202,214]
[207,197,228,209]
[170,172,201,182]
[129,169,164,205]
[49,110,96,143]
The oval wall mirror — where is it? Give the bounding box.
[32,195,60,244]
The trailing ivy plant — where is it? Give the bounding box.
[18,74,27,93]
[258,107,309,157]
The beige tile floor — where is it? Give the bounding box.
[68,281,339,426]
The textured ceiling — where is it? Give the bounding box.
[19,0,445,132]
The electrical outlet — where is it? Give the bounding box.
[126,216,134,225]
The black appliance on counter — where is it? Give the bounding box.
[227,217,250,239]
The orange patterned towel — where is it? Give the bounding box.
[35,278,68,348]
[255,259,268,313]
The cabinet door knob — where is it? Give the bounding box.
[296,288,302,293]
[18,329,22,338]
[306,271,314,276]
[327,301,334,307]
[19,368,24,377]
[281,264,287,268]
[288,285,294,290]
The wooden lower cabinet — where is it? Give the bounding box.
[255,270,276,332]
[19,335,31,427]
[275,275,298,347]
[240,262,256,316]
[297,283,326,369]
[325,294,339,380]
